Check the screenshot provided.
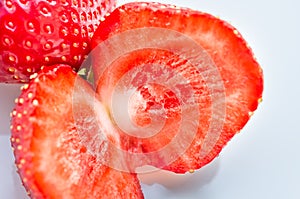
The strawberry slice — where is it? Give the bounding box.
[0,0,116,83]
[90,2,264,173]
[10,65,144,198]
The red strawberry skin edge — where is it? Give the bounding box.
[0,0,116,83]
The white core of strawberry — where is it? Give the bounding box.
[94,98,121,145]
[111,86,167,139]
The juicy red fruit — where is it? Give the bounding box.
[0,0,116,83]
[91,2,264,173]
[10,65,144,199]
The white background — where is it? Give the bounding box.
[1,0,300,198]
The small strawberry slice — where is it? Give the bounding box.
[0,0,116,83]
[91,2,264,173]
[10,65,144,198]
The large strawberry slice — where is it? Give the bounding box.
[90,2,264,173]
[10,65,144,198]
[0,0,116,83]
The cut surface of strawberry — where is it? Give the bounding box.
[91,2,264,173]
[10,65,144,198]
[0,0,116,83]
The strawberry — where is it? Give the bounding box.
[0,0,116,83]
[10,65,144,198]
[91,2,264,173]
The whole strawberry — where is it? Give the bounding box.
[0,0,116,83]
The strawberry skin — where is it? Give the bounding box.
[0,0,116,83]
[10,65,144,199]
[91,2,264,173]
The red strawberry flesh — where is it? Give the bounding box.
[10,65,144,198]
[91,2,264,173]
